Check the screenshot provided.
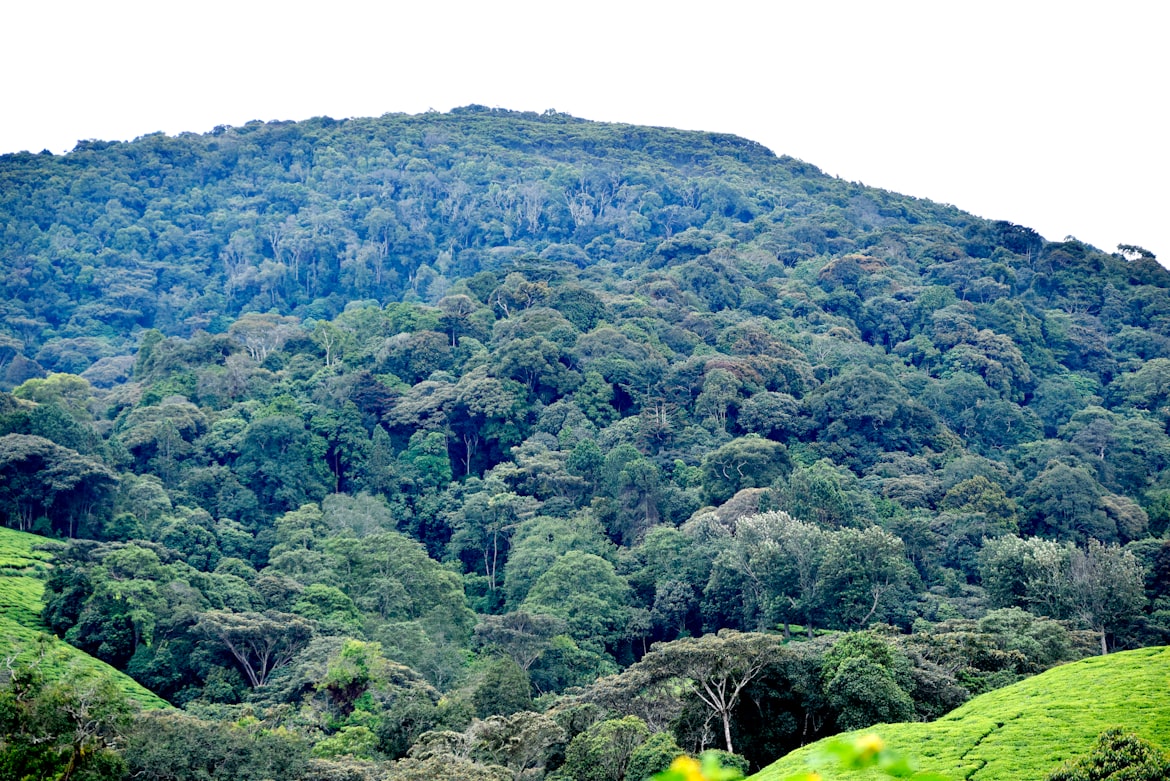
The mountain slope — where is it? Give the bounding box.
[2,109,1170,765]
[0,526,169,709]
[10,105,1157,364]
[751,646,1170,781]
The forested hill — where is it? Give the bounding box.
[7,103,1163,362]
[3,108,1170,780]
[0,106,800,356]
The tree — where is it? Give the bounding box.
[0,434,118,537]
[561,716,650,781]
[291,584,363,636]
[979,535,1144,654]
[805,368,952,469]
[397,430,454,492]
[624,731,685,781]
[472,657,532,718]
[823,657,915,732]
[450,482,536,593]
[700,436,790,505]
[819,527,914,629]
[631,631,784,754]
[310,402,370,494]
[741,512,827,636]
[1047,729,1170,781]
[780,460,858,529]
[228,313,300,362]
[323,530,475,633]
[311,320,353,368]
[602,444,665,543]
[940,476,1017,528]
[195,609,314,688]
[11,373,96,419]
[467,711,565,778]
[695,368,741,432]
[1067,540,1145,655]
[737,391,801,440]
[450,368,529,475]
[979,534,1072,616]
[503,515,609,608]
[820,632,915,731]
[522,551,632,653]
[573,370,619,426]
[495,335,579,403]
[387,754,512,781]
[235,415,331,513]
[473,611,566,671]
[124,710,310,781]
[0,657,132,781]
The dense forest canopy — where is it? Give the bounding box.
[3,107,1170,781]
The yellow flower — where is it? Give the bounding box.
[856,733,885,757]
[669,755,707,781]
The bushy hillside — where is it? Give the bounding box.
[0,526,169,709]
[752,645,1170,781]
[2,109,1170,778]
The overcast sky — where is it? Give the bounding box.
[4,1,1166,261]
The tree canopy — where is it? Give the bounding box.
[3,106,1169,780]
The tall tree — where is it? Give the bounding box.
[1067,540,1145,655]
[631,630,784,754]
[195,609,314,688]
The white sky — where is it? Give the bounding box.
[3,1,1167,261]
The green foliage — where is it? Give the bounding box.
[752,646,1170,781]
[123,710,310,781]
[0,527,168,709]
[650,752,745,781]
[562,716,651,781]
[0,658,132,781]
[318,639,389,716]
[701,437,791,505]
[823,657,915,732]
[701,751,751,777]
[821,633,915,731]
[467,710,565,778]
[0,433,118,537]
[978,535,1145,653]
[3,108,1170,778]
[908,607,1095,696]
[522,551,632,653]
[626,731,685,781]
[472,656,532,718]
[1046,729,1170,781]
[195,609,314,688]
[630,630,784,755]
[503,515,607,614]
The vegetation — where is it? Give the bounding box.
[751,646,1170,780]
[1046,729,1170,781]
[0,526,168,709]
[1,106,1169,778]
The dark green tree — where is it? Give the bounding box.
[521,551,631,653]
[235,415,331,514]
[0,657,132,781]
[472,657,533,718]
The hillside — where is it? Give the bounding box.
[2,108,1170,777]
[0,526,169,709]
[751,645,1170,781]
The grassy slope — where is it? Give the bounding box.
[752,646,1170,781]
[0,526,169,708]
